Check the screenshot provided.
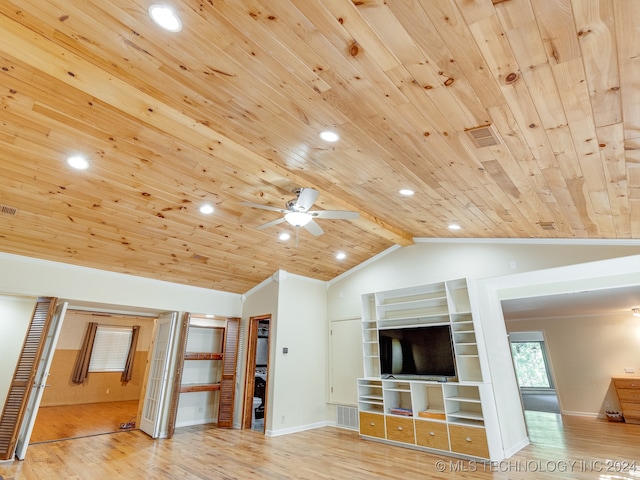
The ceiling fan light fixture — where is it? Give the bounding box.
[284,211,312,227]
[149,5,182,32]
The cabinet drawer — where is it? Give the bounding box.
[359,412,385,438]
[613,378,640,390]
[617,389,640,403]
[385,416,415,444]
[621,403,640,417]
[449,424,489,458]
[415,419,450,451]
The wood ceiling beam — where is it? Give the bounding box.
[0,13,414,247]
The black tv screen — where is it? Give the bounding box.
[379,325,456,379]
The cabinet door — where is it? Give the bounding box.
[385,416,415,444]
[359,412,385,438]
[448,424,489,458]
[415,420,449,451]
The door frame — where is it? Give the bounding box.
[242,314,271,430]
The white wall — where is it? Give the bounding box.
[0,295,37,406]
[270,272,328,435]
[241,276,279,430]
[0,252,242,316]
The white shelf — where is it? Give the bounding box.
[357,278,496,460]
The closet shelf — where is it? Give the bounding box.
[179,383,221,393]
[184,352,223,360]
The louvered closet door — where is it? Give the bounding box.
[217,318,239,428]
[0,297,57,461]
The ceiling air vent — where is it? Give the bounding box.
[465,125,500,148]
[539,221,556,231]
[190,253,209,262]
[0,204,18,216]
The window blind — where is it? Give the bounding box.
[89,325,133,372]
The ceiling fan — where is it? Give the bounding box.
[241,188,359,236]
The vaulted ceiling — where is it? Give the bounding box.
[0,1,638,293]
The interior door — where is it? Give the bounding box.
[14,302,68,460]
[0,297,57,461]
[139,311,178,438]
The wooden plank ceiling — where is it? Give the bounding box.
[0,0,638,293]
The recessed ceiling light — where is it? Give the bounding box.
[448,223,462,231]
[279,232,291,241]
[149,5,182,32]
[67,155,89,170]
[399,189,415,196]
[319,130,340,142]
[199,204,214,214]
[336,252,346,260]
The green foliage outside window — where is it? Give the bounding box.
[510,341,551,388]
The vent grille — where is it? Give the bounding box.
[335,405,358,430]
[539,221,556,230]
[465,125,500,148]
[190,253,209,262]
[0,204,18,216]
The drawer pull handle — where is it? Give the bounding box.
[465,437,472,442]
[398,426,403,431]
[370,422,375,426]
[631,383,637,387]
[429,432,435,436]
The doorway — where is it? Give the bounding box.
[242,315,271,432]
[509,331,560,415]
[30,310,156,444]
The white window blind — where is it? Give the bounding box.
[89,325,133,372]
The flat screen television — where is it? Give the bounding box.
[378,324,456,380]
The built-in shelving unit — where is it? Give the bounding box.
[358,278,499,460]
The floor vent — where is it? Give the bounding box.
[335,405,358,430]
[465,125,500,148]
[0,204,18,216]
[539,221,556,230]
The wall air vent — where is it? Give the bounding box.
[465,125,500,148]
[0,204,18,216]
[539,221,556,230]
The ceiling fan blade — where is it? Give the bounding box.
[294,188,319,212]
[310,210,360,220]
[255,217,286,230]
[240,201,287,214]
[304,219,324,236]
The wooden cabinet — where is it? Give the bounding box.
[385,416,415,444]
[358,278,499,460]
[449,424,489,458]
[415,420,449,450]
[359,412,385,438]
[613,377,640,424]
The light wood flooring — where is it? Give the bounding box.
[30,400,140,444]
[0,412,638,479]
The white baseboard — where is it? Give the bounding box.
[503,437,530,459]
[175,417,216,428]
[266,420,330,437]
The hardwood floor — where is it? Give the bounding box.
[30,400,140,443]
[0,412,638,479]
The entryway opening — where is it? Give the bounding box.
[508,331,560,415]
[242,315,271,432]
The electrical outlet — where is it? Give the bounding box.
[604,401,610,408]
[198,407,204,413]
[625,367,635,374]
[281,415,285,424]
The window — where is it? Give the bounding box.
[89,325,134,372]
[510,340,554,389]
